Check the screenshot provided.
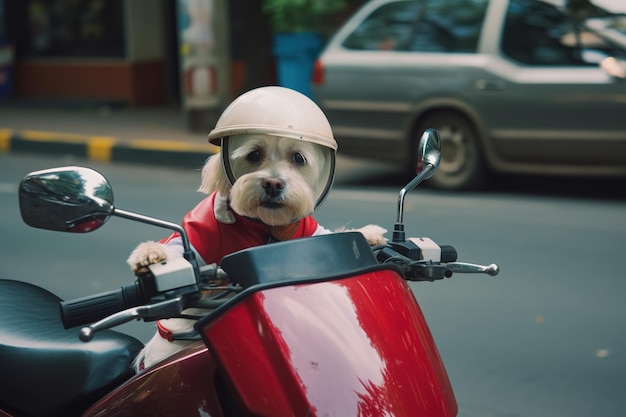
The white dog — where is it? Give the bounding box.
[127,88,387,371]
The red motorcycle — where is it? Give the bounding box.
[1,130,498,417]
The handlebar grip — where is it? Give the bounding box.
[440,245,457,263]
[60,282,142,329]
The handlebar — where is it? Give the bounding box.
[60,282,143,329]
[62,235,498,340]
[61,261,233,335]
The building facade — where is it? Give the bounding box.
[1,0,274,106]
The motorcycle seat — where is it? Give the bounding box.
[0,279,144,416]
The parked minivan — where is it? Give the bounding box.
[312,0,626,190]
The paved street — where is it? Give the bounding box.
[2,151,625,417]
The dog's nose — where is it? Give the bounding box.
[262,178,285,197]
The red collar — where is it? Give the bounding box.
[157,320,175,342]
[156,320,201,342]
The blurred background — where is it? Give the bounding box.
[0,0,360,126]
[1,1,626,417]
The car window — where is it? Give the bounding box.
[501,0,626,66]
[342,0,488,53]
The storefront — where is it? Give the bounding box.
[0,0,355,108]
[3,0,169,105]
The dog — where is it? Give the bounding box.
[127,92,387,372]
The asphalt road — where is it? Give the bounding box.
[1,152,625,417]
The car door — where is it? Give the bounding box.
[476,0,626,171]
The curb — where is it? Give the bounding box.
[0,129,218,168]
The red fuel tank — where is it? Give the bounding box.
[202,267,457,417]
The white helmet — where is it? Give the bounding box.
[207,86,337,210]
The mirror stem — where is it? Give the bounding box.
[113,208,193,254]
[396,163,434,223]
[392,163,434,243]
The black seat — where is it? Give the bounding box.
[0,279,143,416]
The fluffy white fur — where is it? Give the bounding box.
[127,135,387,371]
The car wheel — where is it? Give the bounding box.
[415,112,486,191]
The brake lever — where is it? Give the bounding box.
[445,262,499,276]
[79,297,185,342]
[407,261,500,281]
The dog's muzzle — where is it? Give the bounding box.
[262,177,284,197]
[259,177,286,209]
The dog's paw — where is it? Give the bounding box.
[127,241,174,273]
[339,224,388,246]
[357,224,388,245]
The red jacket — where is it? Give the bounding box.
[161,192,322,265]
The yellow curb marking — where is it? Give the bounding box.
[87,137,117,161]
[0,129,11,152]
[0,129,219,160]
[129,139,219,153]
[20,130,91,143]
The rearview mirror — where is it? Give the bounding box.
[19,166,114,233]
[416,128,441,178]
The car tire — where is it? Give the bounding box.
[414,111,486,191]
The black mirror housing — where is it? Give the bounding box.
[19,166,114,233]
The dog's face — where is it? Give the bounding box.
[199,135,333,226]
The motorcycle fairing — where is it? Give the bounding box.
[201,268,458,417]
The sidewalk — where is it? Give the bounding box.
[0,103,219,168]
[0,101,405,185]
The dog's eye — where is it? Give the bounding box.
[293,152,306,166]
[246,150,261,163]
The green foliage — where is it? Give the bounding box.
[262,0,347,34]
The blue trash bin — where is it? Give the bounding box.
[272,32,322,100]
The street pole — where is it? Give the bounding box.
[176,0,231,133]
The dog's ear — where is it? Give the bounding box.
[198,153,230,196]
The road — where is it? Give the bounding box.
[1,152,625,417]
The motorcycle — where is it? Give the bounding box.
[1,129,499,417]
